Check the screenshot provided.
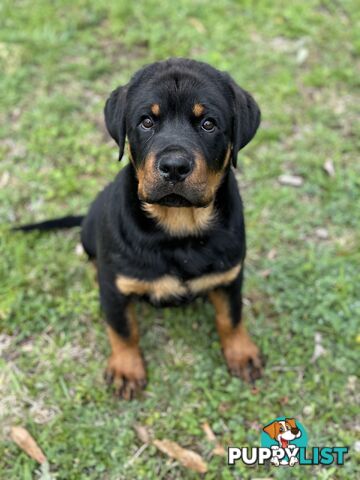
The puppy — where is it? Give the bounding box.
[263,418,302,466]
[17,58,263,399]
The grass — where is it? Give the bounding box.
[0,0,359,478]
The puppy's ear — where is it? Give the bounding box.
[285,418,297,429]
[263,422,277,439]
[104,85,127,161]
[229,79,261,167]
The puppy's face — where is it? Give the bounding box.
[105,59,260,207]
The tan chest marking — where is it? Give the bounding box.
[142,202,215,237]
[187,263,241,294]
[115,263,241,301]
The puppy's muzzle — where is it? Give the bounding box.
[158,153,193,183]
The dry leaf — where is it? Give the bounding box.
[315,227,329,239]
[153,439,208,473]
[0,171,10,188]
[202,422,226,457]
[134,424,150,444]
[75,243,85,256]
[188,17,206,34]
[296,47,309,64]
[311,332,326,363]
[212,444,226,456]
[11,426,46,464]
[278,174,304,187]
[267,248,277,260]
[260,269,271,278]
[323,159,335,177]
[202,422,216,442]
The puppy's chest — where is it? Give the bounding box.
[115,262,241,303]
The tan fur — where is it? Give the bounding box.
[116,263,242,300]
[151,103,160,116]
[105,306,146,399]
[209,290,262,380]
[136,152,157,199]
[137,149,229,214]
[193,103,204,117]
[223,145,231,169]
[188,263,241,293]
[142,202,215,236]
[116,275,187,301]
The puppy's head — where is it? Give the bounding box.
[105,58,260,207]
[263,419,301,447]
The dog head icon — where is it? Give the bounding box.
[263,418,301,448]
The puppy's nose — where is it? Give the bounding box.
[291,428,299,435]
[158,155,193,182]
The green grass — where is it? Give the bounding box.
[1,0,359,478]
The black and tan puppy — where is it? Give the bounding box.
[17,58,263,399]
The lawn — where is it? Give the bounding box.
[0,0,359,478]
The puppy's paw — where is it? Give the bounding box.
[104,347,147,400]
[223,333,264,383]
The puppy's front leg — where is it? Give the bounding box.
[98,270,146,400]
[209,279,263,383]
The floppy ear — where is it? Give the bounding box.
[104,85,127,161]
[285,418,297,429]
[229,81,261,167]
[263,422,277,439]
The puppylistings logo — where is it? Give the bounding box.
[228,417,349,467]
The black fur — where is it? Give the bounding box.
[14,215,84,232]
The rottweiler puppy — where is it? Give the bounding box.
[17,58,263,400]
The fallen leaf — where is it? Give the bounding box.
[188,17,206,34]
[212,444,226,456]
[267,248,277,260]
[315,227,329,239]
[202,422,226,457]
[323,159,335,177]
[134,424,150,444]
[260,269,271,278]
[303,404,315,416]
[75,243,85,256]
[153,439,208,473]
[296,47,309,64]
[11,426,46,464]
[311,332,327,363]
[278,174,304,187]
[0,171,10,188]
[202,422,216,442]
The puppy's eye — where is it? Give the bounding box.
[141,117,154,130]
[201,118,215,132]
[279,427,284,432]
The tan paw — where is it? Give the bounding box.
[104,347,147,400]
[223,334,264,383]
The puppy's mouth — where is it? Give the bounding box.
[280,438,289,448]
[155,193,193,207]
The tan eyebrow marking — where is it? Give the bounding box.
[193,103,204,117]
[151,103,160,116]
